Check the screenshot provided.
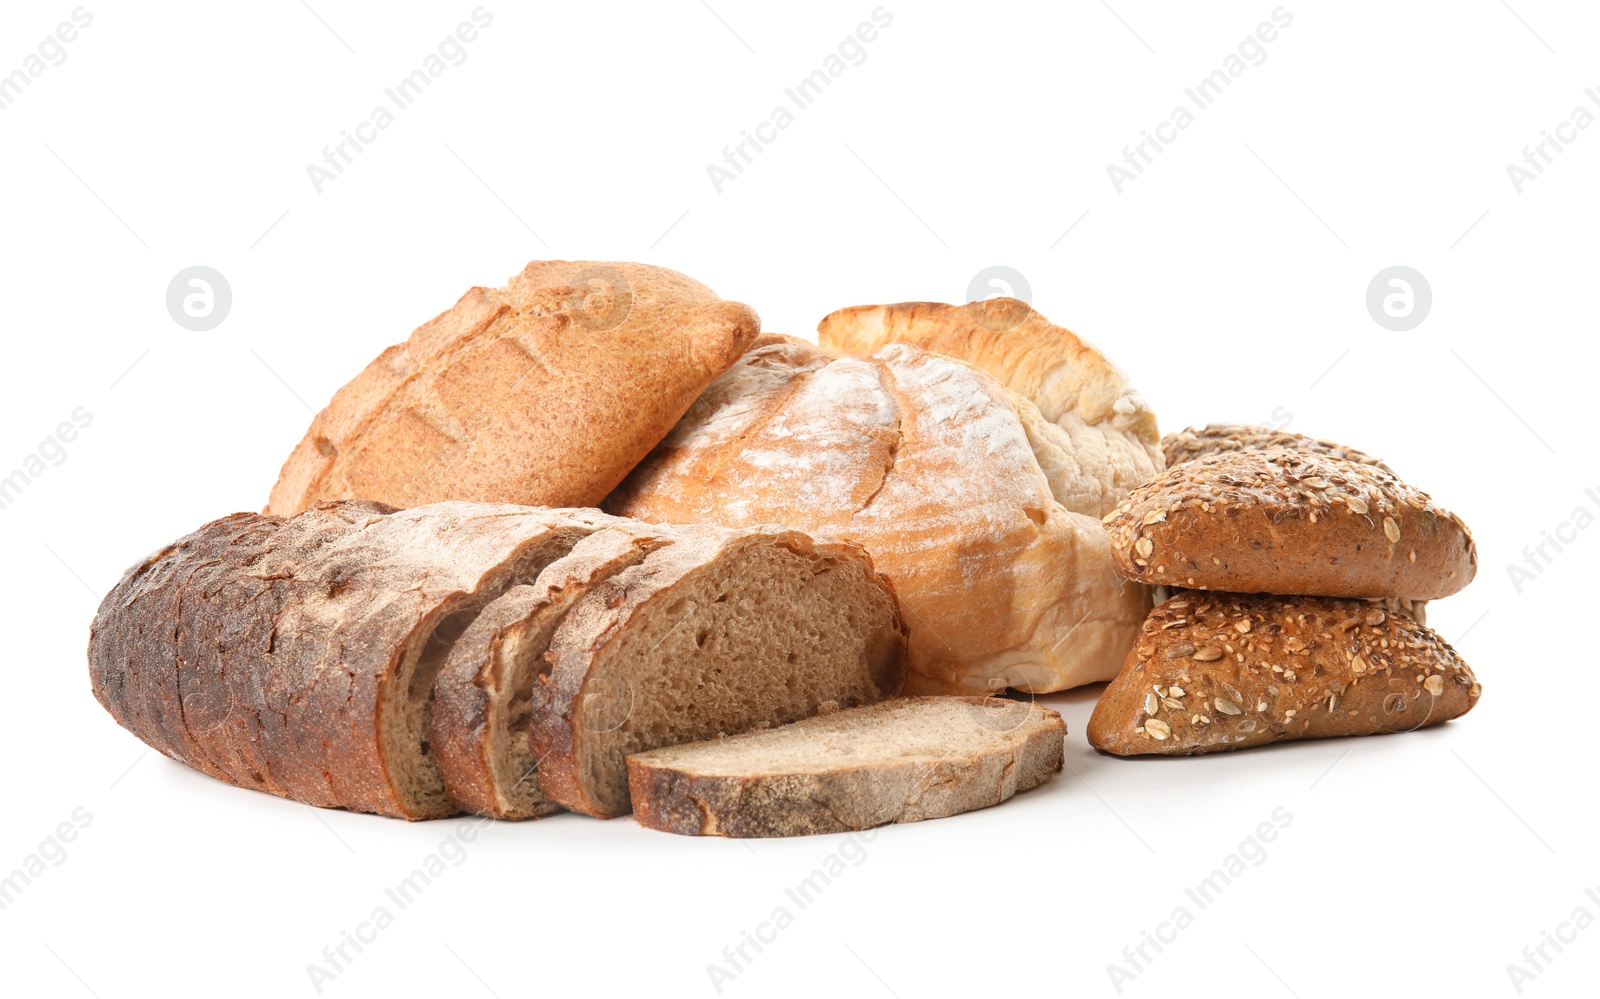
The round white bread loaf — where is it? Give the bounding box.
[607,334,1159,694]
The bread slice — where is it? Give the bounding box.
[628,696,1065,837]
[1087,592,1482,755]
[532,527,907,818]
[1162,424,1395,475]
[265,261,759,516]
[430,523,678,818]
[88,501,618,819]
[1102,447,1477,599]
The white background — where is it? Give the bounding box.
[1,2,1593,997]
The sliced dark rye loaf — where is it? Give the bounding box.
[532,526,908,819]
[628,696,1065,837]
[87,501,619,819]
[430,522,681,819]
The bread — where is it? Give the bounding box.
[1102,448,1477,599]
[817,298,1163,516]
[265,261,760,516]
[1087,593,1481,755]
[430,523,677,818]
[1156,586,1429,626]
[88,501,618,819]
[606,335,1151,695]
[531,525,907,818]
[1163,424,1394,474]
[628,696,1065,837]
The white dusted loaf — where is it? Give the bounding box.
[606,330,1162,694]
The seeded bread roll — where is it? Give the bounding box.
[1087,593,1481,755]
[532,526,907,819]
[1102,448,1476,599]
[1154,587,1430,626]
[628,697,1064,837]
[1161,424,1394,474]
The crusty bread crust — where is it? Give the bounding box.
[608,336,1150,694]
[87,501,611,819]
[817,297,1163,510]
[1103,448,1477,599]
[1087,593,1481,755]
[265,261,759,516]
[627,697,1065,837]
[1163,424,1394,475]
[429,586,551,817]
[429,522,675,818]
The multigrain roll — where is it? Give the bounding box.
[1087,593,1481,756]
[1102,448,1476,599]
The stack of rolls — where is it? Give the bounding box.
[1087,425,1482,755]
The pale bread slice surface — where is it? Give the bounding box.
[627,696,1065,837]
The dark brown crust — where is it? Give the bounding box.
[627,698,1065,838]
[1103,448,1476,599]
[1162,424,1394,475]
[1087,593,1481,755]
[531,530,907,819]
[429,524,674,818]
[87,501,597,819]
[427,587,546,818]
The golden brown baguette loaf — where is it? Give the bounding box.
[1102,448,1476,599]
[1087,593,1481,755]
[265,261,759,516]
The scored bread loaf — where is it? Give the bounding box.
[1162,424,1394,474]
[817,298,1163,516]
[430,523,678,819]
[1103,448,1477,599]
[628,696,1065,837]
[1087,593,1481,755]
[88,501,619,819]
[265,261,759,516]
[607,335,1151,695]
[531,525,908,818]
